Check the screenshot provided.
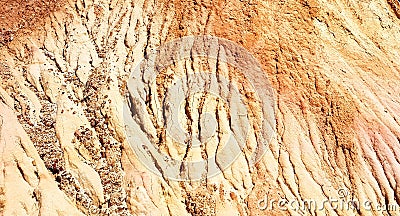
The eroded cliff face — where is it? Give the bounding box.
[0,0,400,215]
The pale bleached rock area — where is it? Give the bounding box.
[1,0,400,215]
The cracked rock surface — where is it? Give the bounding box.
[1,0,400,215]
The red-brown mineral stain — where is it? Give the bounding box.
[0,0,63,45]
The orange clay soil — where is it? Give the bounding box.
[0,0,63,45]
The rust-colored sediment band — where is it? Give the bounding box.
[0,0,65,46]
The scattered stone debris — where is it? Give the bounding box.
[0,0,63,46]
[0,66,95,215]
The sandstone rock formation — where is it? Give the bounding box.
[1,0,400,215]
